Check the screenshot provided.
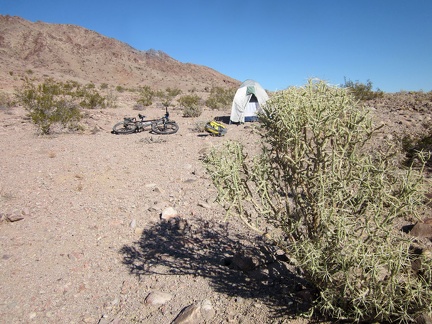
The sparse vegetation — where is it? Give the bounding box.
[204,80,431,323]
[155,87,182,109]
[343,77,384,101]
[137,85,154,107]
[15,77,115,134]
[191,120,207,133]
[0,92,15,110]
[16,78,82,134]
[116,85,125,93]
[179,94,202,117]
[205,86,235,110]
[402,130,432,168]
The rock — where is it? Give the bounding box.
[198,201,211,209]
[144,291,173,305]
[225,252,260,272]
[129,219,136,228]
[134,227,144,235]
[161,207,178,221]
[7,214,24,222]
[172,303,201,324]
[415,313,432,324]
[409,222,432,239]
[200,299,215,320]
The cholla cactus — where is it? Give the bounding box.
[204,80,432,323]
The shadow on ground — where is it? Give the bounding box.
[119,216,314,320]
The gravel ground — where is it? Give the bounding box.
[1,93,431,324]
[0,103,311,324]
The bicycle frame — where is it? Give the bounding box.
[113,106,177,135]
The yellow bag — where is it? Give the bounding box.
[205,120,227,136]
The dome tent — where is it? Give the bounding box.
[230,79,269,123]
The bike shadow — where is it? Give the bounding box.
[119,216,314,319]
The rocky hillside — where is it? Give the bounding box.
[0,15,240,93]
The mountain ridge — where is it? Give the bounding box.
[0,15,240,92]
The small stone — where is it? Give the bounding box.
[200,299,215,320]
[145,291,173,305]
[172,303,201,323]
[134,227,144,235]
[161,207,178,221]
[198,201,211,209]
[130,219,136,228]
[410,222,432,239]
[7,214,24,222]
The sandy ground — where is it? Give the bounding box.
[0,103,312,324]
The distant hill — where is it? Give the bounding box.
[0,15,240,92]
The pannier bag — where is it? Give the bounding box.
[205,120,227,136]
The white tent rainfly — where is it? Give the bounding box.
[230,79,269,123]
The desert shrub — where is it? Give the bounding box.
[16,78,82,134]
[204,80,431,322]
[179,94,202,117]
[0,92,15,110]
[104,90,118,108]
[137,85,154,107]
[343,77,384,101]
[79,89,106,109]
[402,131,432,168]
[155,87,181,109]
[115,85,125,93]
[165,87,182,97]
[191,120,207,133]
[205,86,235,110]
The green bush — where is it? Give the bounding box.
[79,89,106,109]
[115,85,125,93]
[204,80,431,322]
[205,86,235,110]
[155,87,181,109]
[137,85,154,107]
[179,94,202,117]
[343,77,384,101]
[16,78,82,134]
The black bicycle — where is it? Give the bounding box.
[112,108,179,135]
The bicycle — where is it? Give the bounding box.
[112,107,179,135]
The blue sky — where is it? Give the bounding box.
[1,0,431,92]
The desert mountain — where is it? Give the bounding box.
[0,15,240,92]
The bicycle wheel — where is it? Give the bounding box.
[112,121,137,134]
[151,121,179,135]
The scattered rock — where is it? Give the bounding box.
[409,221,432,239]
[6,213,24,222]
[172,303,201,324]
[198,201,211,209]
[139,136,167,144]
[200,299,215,320]
[415,313,432,324]
[224,252,260,272]
[129,219,136,228]
[134,227,144,235]
[161,207,178,221]
[144,291,173,305]
[0,212,26,223]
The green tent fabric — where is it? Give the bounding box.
[246,86,255,95]
[230,80,269,123]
